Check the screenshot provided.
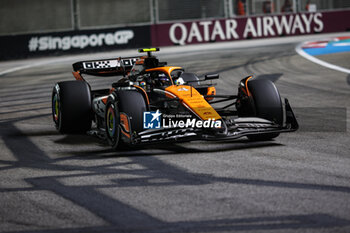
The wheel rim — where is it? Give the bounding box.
[107,105,116,137]
[52,94,59,123]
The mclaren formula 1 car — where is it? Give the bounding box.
[52,48,298,149]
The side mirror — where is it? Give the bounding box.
[205,74,219,80]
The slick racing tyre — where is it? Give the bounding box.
[117,90,148,133]
[52,81,92,134]
[246,79,283,141]
[106,90,148,149]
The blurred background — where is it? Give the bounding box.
[1,0,349,36]
[1,0,350,60]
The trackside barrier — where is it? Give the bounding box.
[1,10,350,61]
[0,26,151,61]
[151,10,350,46]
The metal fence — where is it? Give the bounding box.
[1,0,350,35]
[0,0,73,35]
[239,0,350,15]
[79,0,151,28]
[158,0,226,21]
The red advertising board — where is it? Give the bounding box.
[151,10,350,47]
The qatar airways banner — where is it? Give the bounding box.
[151,10,350,46]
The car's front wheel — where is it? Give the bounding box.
[105,90,148,150]
[237,77,283,141]
[105,97,121,149]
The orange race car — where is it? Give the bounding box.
[51,48,298,149]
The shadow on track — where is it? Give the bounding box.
[1,114,350,232]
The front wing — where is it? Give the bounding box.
[129,98,298,144]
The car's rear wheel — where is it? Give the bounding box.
[52,81,92,134]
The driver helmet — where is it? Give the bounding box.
[156,73,170,86]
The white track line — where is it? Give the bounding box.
[0,57,78,77]
[295,42,350,74]
[0,62,49,76]
[0,49,134,77]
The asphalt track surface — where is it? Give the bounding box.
[0,35,350,233]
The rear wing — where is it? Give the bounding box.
[72,57,140,76]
